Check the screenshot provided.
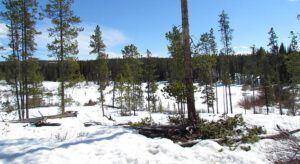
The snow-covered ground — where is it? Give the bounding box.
[0,81,299,164]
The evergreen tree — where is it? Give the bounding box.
[209,28,219,114]
[285,53,300,115]
[27,58,43,108]
[181,0,197,124]
[194,55,216,113]
[121,44,143,116]
[45,0,84,113]
[145,50,158,118]
[279,43,287,54]
[219,10,234,114]
[195,31,217,113]
[164,26,186,116]
[267,27,283,115]
[268,27,279,55]
[289,31,298,53]
[257,47,275,114]
[90,25,109,117]
[1,0,41,119]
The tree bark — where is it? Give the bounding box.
[181,0,197,125]
[59,1,65,113]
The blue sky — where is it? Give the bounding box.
[0,0,300,60]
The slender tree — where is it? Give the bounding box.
[289,31,298,53]
[45,0,84,113]
[209,28,219,113]
[219,10,234,114]
[90,25,109,117]
[145,50,158,119]
[268,27,283,115]
[181,0,197,124]
[121,44,143,116]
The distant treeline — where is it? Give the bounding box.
[0,54,288,84]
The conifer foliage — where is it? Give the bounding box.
[45,0,84,113]
[90,25,109,117]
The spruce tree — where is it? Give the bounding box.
[45,0,84,113]
[90,25,109,117]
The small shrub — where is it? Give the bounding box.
[168,115,188,125]
[84,99,97,106]
[129,117,154,127]
[240,145,251,151]
[2,100,14,113]
[54,132,68,142]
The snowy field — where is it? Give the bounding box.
[0,81,299,164]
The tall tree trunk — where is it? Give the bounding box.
[264,85,269,114]
[205,84,209,113]
[59,1,65,113]
[215,81,219,114]
[100,89,105,116]
[228,84,233,114]
[223,85,226,113]
[181,0,197,124]
[276,71,283,115]
[11,20,21,120]
[225,85,229,113]
[252,76,256,114]
[112,81,116,107]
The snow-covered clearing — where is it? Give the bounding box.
[0,81,299,164]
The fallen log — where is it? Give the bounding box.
[84,121,102,127]
[34,121,61,127]
[130,125,192,142]
[10,111,78,123]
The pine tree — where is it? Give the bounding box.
[90,25,109,117]
[257,47,275,114]
[164,26,186,116]
[195,31,217,113]
[267,27,283,115]
[1,0,41,119]
[285,53,300,115]
[27,58,43,108]
[209,28,219,114]
[121,44,143,116]
[1,0,22,120]
[289,31,298,53]
[219,10,234,114]
[279,43,287,54]
[20,0,41,119]
[45,0,84,113]
[181,0,197,124]
[194,55,216,113]
[145,50,158,118]
[268,28,278,55]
